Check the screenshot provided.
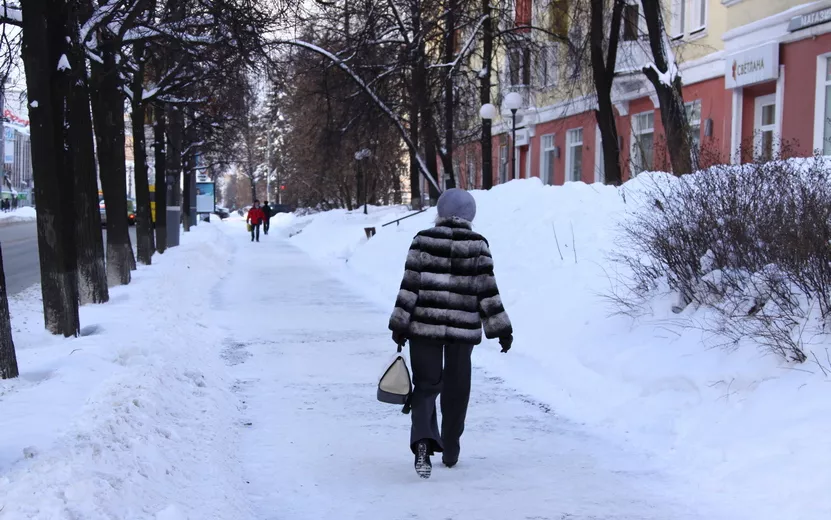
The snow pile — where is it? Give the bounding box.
[0,224,253,520]
[276,175,831,519]
[275,204,410,263]
[0,206,36,225]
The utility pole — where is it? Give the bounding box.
[266,125,271,202]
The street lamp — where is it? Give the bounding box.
[481,92,523,183]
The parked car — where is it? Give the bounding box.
[214,206,230,220]
[271,204,291,214]
[99,198,136,226]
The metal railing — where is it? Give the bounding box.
[381,208,429,227]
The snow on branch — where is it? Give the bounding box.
[643,33,681,87]
[271,39,442,194]
[429,14,489,76]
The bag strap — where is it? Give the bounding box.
[402,392,412,415]
[397,344,403,353]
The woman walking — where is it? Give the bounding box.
[247,200,265,242]
[389,188,513,479]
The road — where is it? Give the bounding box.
[0,222,138,296]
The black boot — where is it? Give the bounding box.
[414,441,432,479]
[442,457,457,468]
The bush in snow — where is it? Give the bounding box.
[615,152,831,363]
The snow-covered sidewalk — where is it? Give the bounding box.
[216,225,737,520]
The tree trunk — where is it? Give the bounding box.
[22,0,81,337]
[68,0,108,303]
[166,105,184,244]
[182,113,197,232]
[443,0,456,190]
[590,0,624,185]
[153,104,168,253]
[0,243,19,379]
[90,41,134,286]
[408,75,421,207]
[131,46,153,264]
[480,0,493,190]
[641,0,693,175]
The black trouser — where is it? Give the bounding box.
[409,340,473,462]
[263,217,270,234]
[250,223,261,241]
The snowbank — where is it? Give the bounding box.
[276,176,831,519]
[0,224,253,520]
[0,206,36,225]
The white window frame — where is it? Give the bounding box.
[594,126,604,183]
[670,0,707,40]
[536,44,560,89]
[631,110,655,176]
[498,144,508,184]
[813,53,831,154]
[686,99,702,158]
[754,93,777,161]
[540,134,556,185]
[565,128,583,182]
[622,1,641,42]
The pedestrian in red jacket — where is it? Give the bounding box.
[247,200,265,242]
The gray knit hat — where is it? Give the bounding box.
[437,188,476,223]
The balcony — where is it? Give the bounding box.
[616,38,652,75]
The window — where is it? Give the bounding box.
[535,45,559,88]
[565,128,583,182]
[671,0,707,39]
[686,100,702,159]
[508,46,531,86]
[755,94,776,161]
[623,3,640,41]
[567,25,584,79]
[817,56,831,154]
[515,0,532,27]
[548,0,569,39]
[498,144,508,184]
[632,111,655,175]
[541,134,556,185]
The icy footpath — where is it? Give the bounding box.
[0,225,254,520]
[216,223,736,520]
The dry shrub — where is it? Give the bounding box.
[614,148,831,362]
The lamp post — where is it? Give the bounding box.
[480,91,523,183]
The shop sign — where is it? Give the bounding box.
[725,42,779,89]
[788,7,831,32]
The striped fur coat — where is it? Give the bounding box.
[389,217,513,345]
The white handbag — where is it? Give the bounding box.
[377,345,413,413]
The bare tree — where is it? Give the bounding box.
[641,0,692,175]
[0,243,18,379]
[590,0,625,184]
[20,0,81,336]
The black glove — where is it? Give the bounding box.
[392,331,407,348]
[499,335,513,353]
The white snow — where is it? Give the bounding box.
[2,171,829,518]
[216,224,732,520]
[29,101,38,108]
[275,175,831,520]
[0,206,36,225]
[0,225,254,519]
[57,54,71,71]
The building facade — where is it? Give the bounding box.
[434,0,831,193]
[3,90,33,206]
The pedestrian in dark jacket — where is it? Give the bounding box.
[247,200,265,242]
[389,188,513,479]
[261,201,272,235]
